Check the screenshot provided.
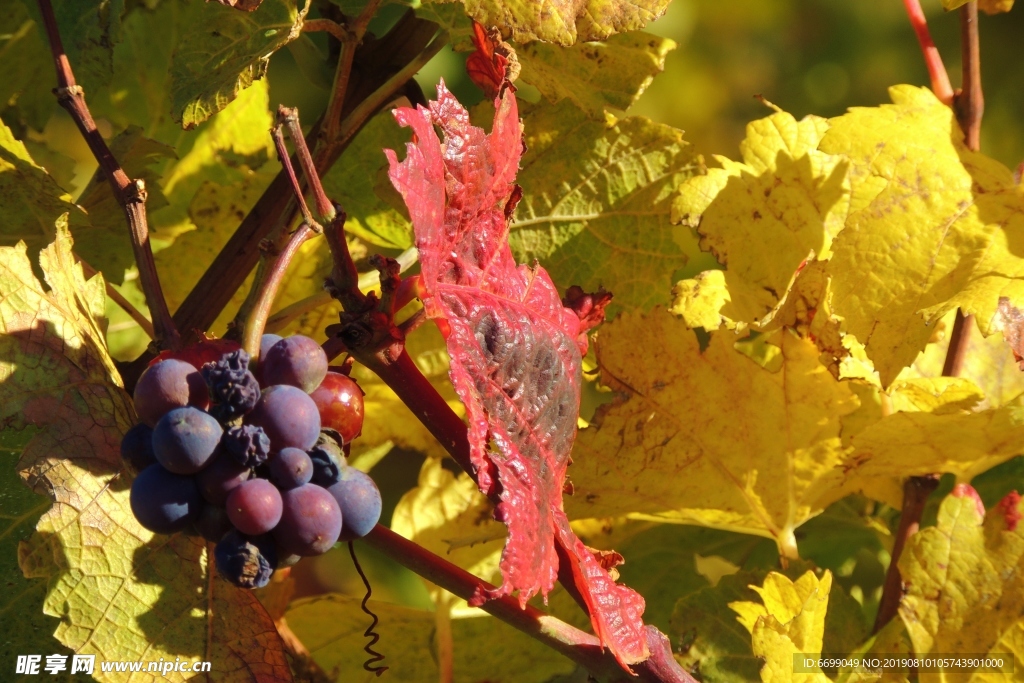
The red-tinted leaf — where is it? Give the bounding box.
[994,296,1024,370]
[386,82,649,667]
[466,21,520,99]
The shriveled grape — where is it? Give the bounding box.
[215,530,277,589]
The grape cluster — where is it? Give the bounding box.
[122,334,380,589]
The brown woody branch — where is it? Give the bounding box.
[37,0,179,350]
[119,12,441,390]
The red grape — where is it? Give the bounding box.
[226,479,283,536]
[272,484,342,556]
[310,372,364,443]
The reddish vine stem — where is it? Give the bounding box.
[872,474,940,633]
[37,0,179,350]
[361,526,689,683]
[901,0,954,103]
[322,0,384,144]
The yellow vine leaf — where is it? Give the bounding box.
[905,309,1024,410]
[391,457,505,608]
[730,570,833,683]
[942,0,1014,12]
[568,308,858,558]
[0,222,289,682]
[819,85,1024,386]
[670,269,731,330]
[285,594,575,683]
[671,111,849,328]
[831,394,1024,509]
[898,486,1022,681]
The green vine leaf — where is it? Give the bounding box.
[509,100,706,314]
[0,222,291,682]
[170,0,304,129]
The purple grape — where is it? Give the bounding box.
[226,479,283,535]
[202,349,261,422]
[260,334,283,361]
[196,452,251,506]
[327,466,382,540]
[262,335,328,393]
[272,484,342,556]
[134,359,209,427]
[120,423,156,472]
[196,505,234,543]
[268,447,313,490]
[215,530,277,589]
[222,424,271,468]
[130,464,203,534]
[308,441,344,487]
[152,407,223,474]
[247,385,321,451]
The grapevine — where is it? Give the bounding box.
[3,1,1024,682]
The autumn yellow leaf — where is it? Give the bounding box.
[568,308,857,558]
[1,222,288,682]
[819,85,1024,385]
[730,570,833,683]
[898,485,1021,682]
[671,111,849,328]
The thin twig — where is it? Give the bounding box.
[942,310,974,377]
[872,474,940,633]
[240,223,314,359]
[954,2,984,151]
[280,106,335,221]
[302,18,349,43]
[323,0,386,143]
[37,0,178,349]
[902,0,954,103]
[75,254,155,339]
[271,119,321,231]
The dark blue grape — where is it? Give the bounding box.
[226,479,283,535]
[120,423,156,472]
[327,466,382,540]
[247,385,321,451]
[222,424,271,468]
[202,349,261,422]
[262,335,328,393]
[134,359,209,427]
[268,447,313,490]
[130,464,203,534]
[215,530,277,589]
[307,442,343,487]
[196,452,251,506]
[272,484,342,556]
[152,407,223,474]
[195,505,234,543]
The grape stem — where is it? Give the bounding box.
[117,11,443,390]
[361,526,695,683]
[901,0,954,104]
[36,0,179,351]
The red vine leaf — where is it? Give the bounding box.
[386,82,649,667]
[466,22,520,99]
